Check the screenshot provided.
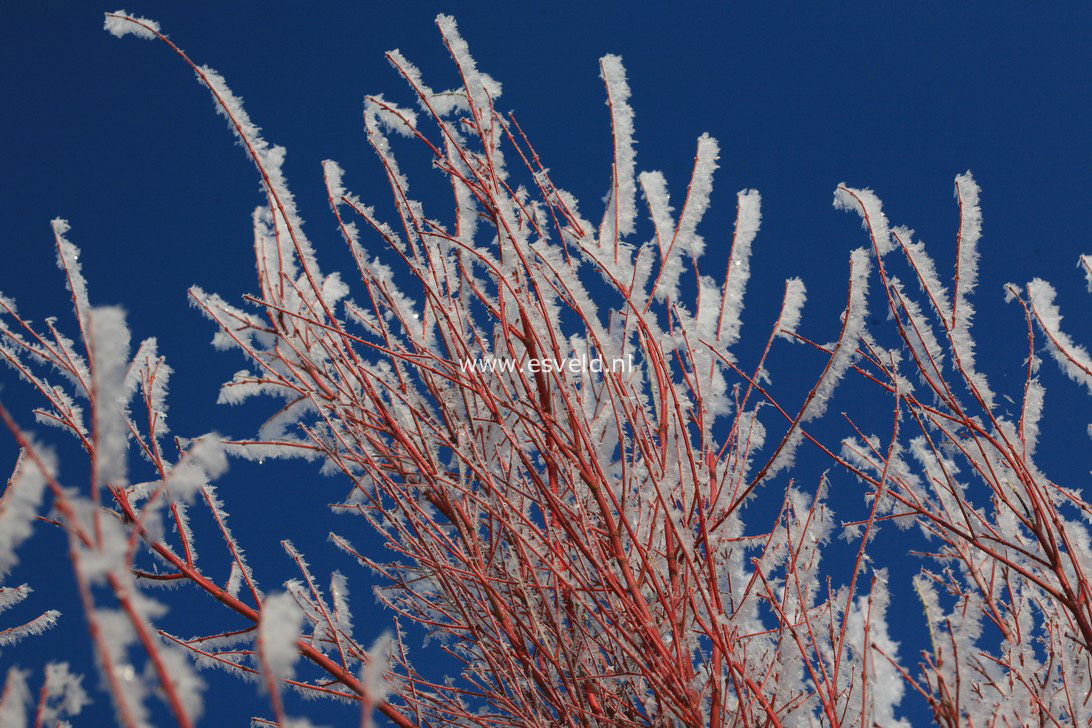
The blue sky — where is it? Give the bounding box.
[1,3,1089,725]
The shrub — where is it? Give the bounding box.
[1,10,1089,727]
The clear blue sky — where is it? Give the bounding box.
[1,3,1089,725]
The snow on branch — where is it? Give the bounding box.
[104,10,161,40]
[259,592,304,684]
[89,306,131,488]
[716,189,762,350]
[0,449,53,578]
[1027,278,1092,393]
[598,55,638,247]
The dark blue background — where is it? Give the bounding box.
[1,3,1089,725]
